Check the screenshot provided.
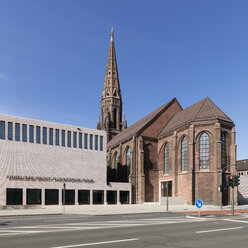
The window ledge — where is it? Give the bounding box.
[179,171,188,175]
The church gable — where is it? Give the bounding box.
[107,98,181,150]
[141,99,182,138]
[158,97,234,138]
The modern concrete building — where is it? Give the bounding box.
[0,114,131,206]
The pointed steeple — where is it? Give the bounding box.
[99,28,125,141]
[122,112,127,130]
[102,27,121,101]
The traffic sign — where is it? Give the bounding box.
[196,199,203,209]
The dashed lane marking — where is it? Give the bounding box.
[222,219,248,224]
[0,217,208,237]
[50,238,140,248]
[196,226,243,234]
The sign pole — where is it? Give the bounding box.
[166,181,169,212]
[196,199,203,217]
[232,176,234,216]
[63,183,66,215]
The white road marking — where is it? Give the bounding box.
[50,238,140,248]
[196,226,243,234]
[223,219,248,224]
[0,217,208,237]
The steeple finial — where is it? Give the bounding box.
[111,27,114,41]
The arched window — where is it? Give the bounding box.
[126,147,131,181]
[199,132,210,169]
[181,137,188,171]
[221,132,227,169]
[113,109,117,129]
[115,152,119,181]
[164,143,169,174]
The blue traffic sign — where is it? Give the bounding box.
[196,200,203,209]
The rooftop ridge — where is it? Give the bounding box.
[158,97,234,138]
[191,98,206,122]
[207,97,218,119]
[107,98,178,149]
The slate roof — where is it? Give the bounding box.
[236,159,248,171]
[107,98,178,150]
[158,97,233,138]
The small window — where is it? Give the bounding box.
[90,134,93,150]
[36,126,41,143]
[7,188,23,205]
[78,190,90,204]
[27,189,41,205]
[79,133,82,148]
[55,129,59,146]
[8,122,13,140]
[161,181,172,197]
[15,123,20,141]
[29,125,34,143]
[62,130,65,147]
[73,132,77,148]
[100,136,103,151]
[0,121,5,139]
[93,190,104,204]
[49,128,53,145]
[43,127,47,144]
[84,133,88,149]
[62,189,75,205]
[22,124,27,142]
[67,131,71,147]
[95,135,98,150]
[107,191,117,204]
[45,189,59,205]
[120,191,129,204]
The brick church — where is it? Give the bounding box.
[97,29,237,205]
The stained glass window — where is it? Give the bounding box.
[181,137,188,171]
[199,132,210,169]
[126,148,131,181]
[115,152,119,181]
[221,132,227,169]
[164,143,169,174]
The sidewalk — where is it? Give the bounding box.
[0,203,248,217]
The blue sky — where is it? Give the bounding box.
[0,0,247,159]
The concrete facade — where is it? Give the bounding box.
[0,114,131,206]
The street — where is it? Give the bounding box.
[0,213,248,248]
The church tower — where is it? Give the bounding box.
[97,28,127,141]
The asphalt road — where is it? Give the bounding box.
[0,213,248,248]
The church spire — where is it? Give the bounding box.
[110,27,114,41]
[101,27,121,101]
[98,28,125,141]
